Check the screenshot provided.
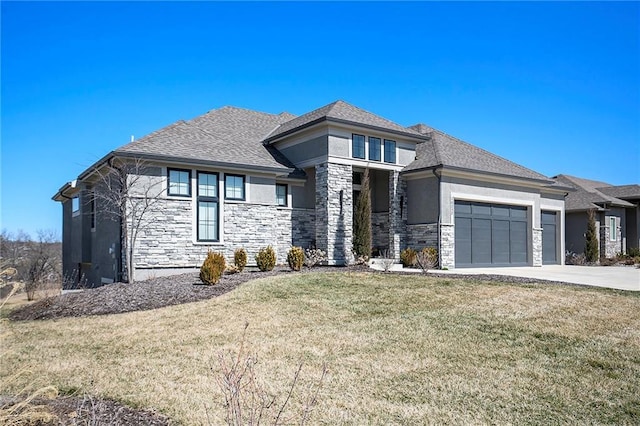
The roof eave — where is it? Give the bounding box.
[402,164,553,185]
[264,116,429,145]
[114,151,297,176]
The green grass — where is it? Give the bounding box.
[2,272,639,424]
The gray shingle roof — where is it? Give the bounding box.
[116,106,301,175]
[402,125,552,182]
[597,184,640,200]
[553,175,636,211]
[265,100,425,142]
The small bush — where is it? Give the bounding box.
[565,251,586,265]
[234,248,247,272]
[255,246,276,272]
[200,250,226,285]
[416,247,438,273]
[287,246,304,271]
[627,247,640,257]
[400,248,417,267]
[304,248,327,268]
[225,264,240,274]
[599,257,617,267]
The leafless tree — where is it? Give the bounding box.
[92,157,164,283]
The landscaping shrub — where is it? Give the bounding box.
[200,250,226,285]
[400,248,417,267]
[287,246,304,271]
[416,247,438,273]
[304,248,327,268]
[225,264,240,274]
[353,168,372,259]
[565,251,586,265]
[627,247,640,258]
[585,209,599,263]
[255,246,276,272]
[234,248,247,272]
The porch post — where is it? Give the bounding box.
[388,170,406,259]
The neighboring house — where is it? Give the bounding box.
[554,174,640,258]
[53,100,569,287]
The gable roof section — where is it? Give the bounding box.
[553,175,635,211]
[115,106,300,175]
[597,184,640,200]
[264,100,426,143]
[402,125,553,183]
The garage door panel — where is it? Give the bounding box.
[542,211,558,264]
[492,220,510,263]
[472,218,492,264]
[455,217,472,265]
[510,221,528,264]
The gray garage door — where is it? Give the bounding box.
[541,211,558,264]
[455,201,528,267]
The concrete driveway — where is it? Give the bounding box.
[444,265,640,291]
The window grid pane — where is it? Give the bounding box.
[352,134,365,159]
[198,173,218,197]
[169,169,190,196]
[369,137,381,161]
[276,184,287,206]
[225,175,245,199]
[610,217,616,241]
[384,139,396,163]
[198,201,218,241]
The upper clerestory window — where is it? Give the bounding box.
[352,134,365,159]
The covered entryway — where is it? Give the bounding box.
[455,201,528,267]
[541,211,558,264]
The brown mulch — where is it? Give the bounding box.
[1,395,171,425]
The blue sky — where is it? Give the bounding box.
[2,1,639,239]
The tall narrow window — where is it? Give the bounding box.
[352,134,365,159]
[276,184,287,207]
[198,172,218,241]
[90,191,96,229]
[610,217,617,241]
[369,137,381,161]
[168,168,191,196]
[72,196,80,214]
[225,174,245,200]
[384,139,396,163]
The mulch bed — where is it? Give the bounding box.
[1,395,171,425]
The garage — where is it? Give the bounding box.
[455,201,528,267]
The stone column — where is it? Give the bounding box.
[440,223,455,269]
[388,171,406,259]
[532,227,543,266]
[315,162,353,265]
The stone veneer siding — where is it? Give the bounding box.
[315,163,354,265]
[532,227,543,267]
[133,198,315,269]
[388,171,407,258]
[601,216,622,258]
[405,223,454,269]
[371,212,389,253]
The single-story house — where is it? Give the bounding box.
[554,174,640,258]
[53,101,569,287]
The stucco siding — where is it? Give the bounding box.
[280,135,328,165]
[249,176,275,204]
[406,176,439,224]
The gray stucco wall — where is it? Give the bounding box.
[328,133,349,157]
[292,167,316,209]
[626,206,639,250]
[398,145,415,166]
[406,176,439,224]
[280,136,328,165]
[370,169,390,213]
[565,211,588,255]
[250,176,276,204]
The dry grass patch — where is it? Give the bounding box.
[1,272,639,424]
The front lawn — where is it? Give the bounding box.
[2,272,639,424]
